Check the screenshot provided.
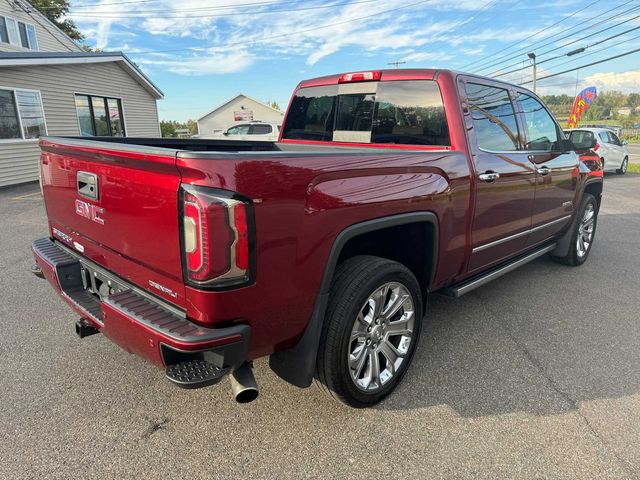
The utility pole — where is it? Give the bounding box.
[527,52,536,93]
[387,60,406,68]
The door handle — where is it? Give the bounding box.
[478,171,500,182]
[537,166,551,176]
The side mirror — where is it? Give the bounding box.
[562,139,576,152]
[222,130,229,136]
[622,140,628,146]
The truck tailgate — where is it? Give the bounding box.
[40,138,186,308]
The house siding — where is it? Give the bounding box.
[0,62,160,187]
[0,1,81,53]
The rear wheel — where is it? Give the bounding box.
[315,256,423,407]
[616,157,628,174]
[552,193,598,266]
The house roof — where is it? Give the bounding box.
[197,93,284,122]
[0,52,164,99]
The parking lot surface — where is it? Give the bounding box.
[1,175,639,479]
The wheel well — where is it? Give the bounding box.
[584,182,603,208]
[336,222,436,297]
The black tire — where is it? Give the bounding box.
[600,158,605,172]
[616,157,628,175]
[552,193,598,266]
[315,255,423,407]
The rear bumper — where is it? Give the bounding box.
[32,237,250,371]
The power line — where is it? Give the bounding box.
[67,0,383,18]
[492,23,640,78]
[538,31,640,72]
[124,0,434,55]
[488,10,640,76]
[518,47,640,85]
[446,0,523,40]
[41,0,284,10]
[473,1,639,74]
[459,0,603,70]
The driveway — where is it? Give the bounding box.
[0,176,639,479]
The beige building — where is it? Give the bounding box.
[0,0,163,187]
[197,94,284,135]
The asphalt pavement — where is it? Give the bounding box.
[1,175,639,479]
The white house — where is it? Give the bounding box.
[197,94,284,135]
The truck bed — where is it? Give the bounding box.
[55,136,446,154]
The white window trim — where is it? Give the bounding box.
[0,85,48,143]
[1,15,38,50]
[73,92,128,137]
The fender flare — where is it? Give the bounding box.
[269,212,438,388]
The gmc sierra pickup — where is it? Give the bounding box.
[32,69,603,407]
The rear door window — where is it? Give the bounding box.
[282,80,449,146]
[465,83,520,151]
[250,124,273,135]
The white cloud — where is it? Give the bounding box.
[69,0,498,74]
[137,51,254,75]
[581,70,640,94]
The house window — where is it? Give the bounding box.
[75,95,126,137]
[0,16,37,49]
[0,88,47,140]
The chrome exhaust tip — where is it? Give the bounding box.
[229,362,259,403]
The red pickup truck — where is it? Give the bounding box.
[32,69,603,407]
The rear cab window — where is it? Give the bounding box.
[281,80,450,147]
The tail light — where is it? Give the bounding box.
[338,71,381,83]
[180,185,254,288]
[593,143,600,152]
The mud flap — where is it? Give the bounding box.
[269,293,329,388]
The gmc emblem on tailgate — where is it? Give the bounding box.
[75,199,105,225]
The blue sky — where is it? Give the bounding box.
[68,0,640,121]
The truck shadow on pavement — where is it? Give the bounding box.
[379,211,640,416]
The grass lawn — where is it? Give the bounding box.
[627,162,640,174]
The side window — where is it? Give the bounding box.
[466,83,520,151]
[250,124,272,135]
[608,131,621,146]
[227,124,250,135]
[599,132,608,143]
[518,93,560,152]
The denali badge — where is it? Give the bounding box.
[75,199,105,225]
[148,280,178,298]
[52,227,73,244]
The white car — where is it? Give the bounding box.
[566,127,629,174]
[201,122,281,142]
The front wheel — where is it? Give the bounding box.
[315,256,423,407]
[552,193,598,266]
[616,157,628,174]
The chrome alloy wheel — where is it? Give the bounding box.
[577,203,595,258]
[348,282,415,392]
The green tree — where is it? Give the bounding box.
[160,120,178,138]
[29,0,84,41]
[186,119,198,135]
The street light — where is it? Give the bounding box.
[528,52,536,93]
